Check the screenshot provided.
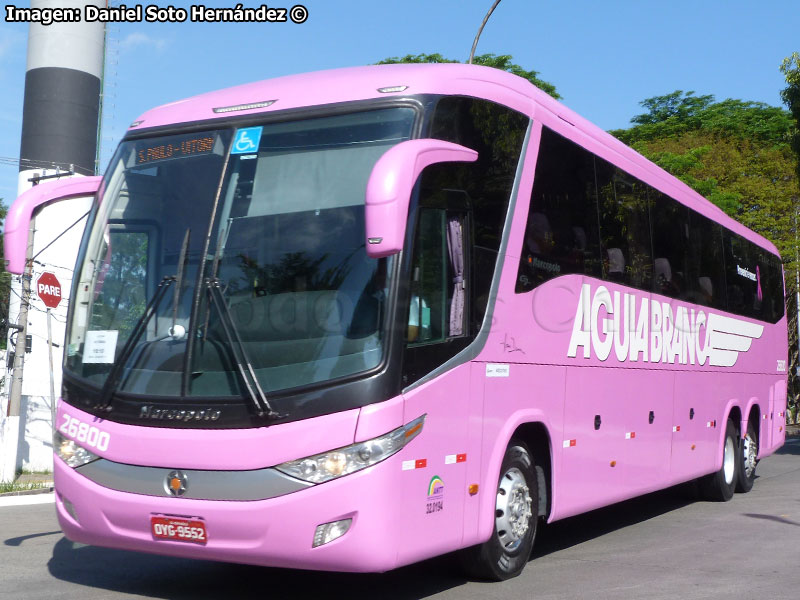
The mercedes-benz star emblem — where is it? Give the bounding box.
[165,470,188,497]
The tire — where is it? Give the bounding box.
[699,418,739,502]
[459,441,538,581]
[736,419,758,493]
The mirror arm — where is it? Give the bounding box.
[365,139,477,258]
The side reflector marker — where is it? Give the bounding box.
[402,458,427,471]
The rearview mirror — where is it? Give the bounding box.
[364,139,477,258]
[3,176,102,274]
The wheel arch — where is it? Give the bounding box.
[511,421,553,522]
[744,399,761,443]
[477,411,554,542]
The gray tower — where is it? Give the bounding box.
[17,0,105,193]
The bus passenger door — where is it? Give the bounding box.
[397,206,472,565]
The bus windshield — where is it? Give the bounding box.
[65,107,416,403]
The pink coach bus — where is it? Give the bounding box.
[4,63,788,580]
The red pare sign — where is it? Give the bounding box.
[37,272,62,309]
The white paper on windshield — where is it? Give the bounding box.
[83,330,119,364]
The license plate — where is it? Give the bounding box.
[151,516,207,545]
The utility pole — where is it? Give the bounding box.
[7,235,33,418]
[47,308,56,425]
[1,230,33,481]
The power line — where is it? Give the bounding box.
[0,156,94,175]
[32,261,75,273]
[8,286,67,321]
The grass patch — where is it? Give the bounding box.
[0,480,50,494]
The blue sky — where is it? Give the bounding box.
[1,0,798,204]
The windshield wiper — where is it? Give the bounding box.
[95,275,175,411]
[204,277,281,419]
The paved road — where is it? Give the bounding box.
[2,438,799,599]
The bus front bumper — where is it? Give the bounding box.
[54,455,402,573]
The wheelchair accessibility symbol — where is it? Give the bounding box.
[231,127,263,154]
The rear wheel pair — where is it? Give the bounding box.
[736,420,758,493]
[460,441,538,581]
[700,418,758,501]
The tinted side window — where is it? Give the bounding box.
[513,128,784,324]
[757,250,785,322]
[428,97,528,330]
[650,192,690,298]
[595,160,653,290]
[723,232,785,322]
[407,208,466,345]
[686,212,727,311]
[724,232,757,317]
[516,127,602,292]
[404,97,528,386]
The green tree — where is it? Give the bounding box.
[612,91,795,146]
[780,52,800,183]
[376,53,560,99]
[781,52,800,413]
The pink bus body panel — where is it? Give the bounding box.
[53,64,788,572]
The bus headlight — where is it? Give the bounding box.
[275,414,425,484]
[54,430,100,468]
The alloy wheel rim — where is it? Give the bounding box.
[495,467,533,551]
[742,433,757,478]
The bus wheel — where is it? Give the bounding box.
[736,420,758,493]
[459,441,538,581]
[699,419,738,502]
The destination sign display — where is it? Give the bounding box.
[133,133,218,166]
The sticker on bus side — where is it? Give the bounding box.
[426,475,444,515]
[486,363,510,377]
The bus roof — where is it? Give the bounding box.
[129,63,780,257]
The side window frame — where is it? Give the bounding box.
[401,96,529,386]
[89,219,159,332]
[406,206,470,347]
